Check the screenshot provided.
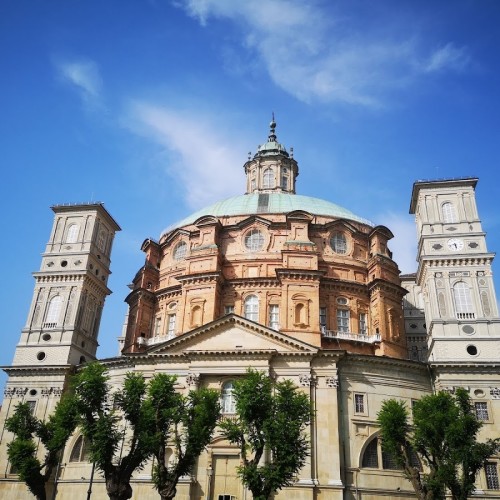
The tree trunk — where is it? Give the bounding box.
[105,472,133,500]
[159,480,177,500]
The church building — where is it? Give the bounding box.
[0,120,499,499]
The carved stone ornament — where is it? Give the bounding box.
[41,388,52,398]
[490,387,500,399]
[51,387,64,397]
[325,376,339,388]
[3,388,16,398]
[186,372,200,387]
[299,374,316,387]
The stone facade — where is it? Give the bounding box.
[0,123,499,499]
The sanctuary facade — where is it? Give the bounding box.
[0,120,499,499]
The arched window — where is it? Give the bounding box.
[66,224,79,243]
[263,168,274,188]
[361,438,379,468]
[330,232,347,254]
[453,282,473,316]
[361,437,421,471]
[45,296,62,327]
[244,295,259,322]
[281,173,288,190]
[97,230,107,252]
[442,202,458,223]
[173,241,187,260]
[69,435,91,462]
[221,381,236,414]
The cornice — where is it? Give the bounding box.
[3,365,74,376]
[176,271,223,286]
[275,268,324,282]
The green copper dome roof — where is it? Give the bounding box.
[162,193,373,235]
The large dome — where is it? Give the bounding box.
[163,192,373,235]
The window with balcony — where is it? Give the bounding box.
[359,313,367,335]
[221,380,236,414]
[167,314,176,339]
[337,309,350,333]
[453,281,474,319]
[44,295,62,328]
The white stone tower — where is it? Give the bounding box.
[410,178,500,364]
[0,203,120,475]
[12,203,121,367]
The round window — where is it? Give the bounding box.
[466,345,478,356]
[29,389,37,396]
[330,232,347,254]
[173,241,187,260]
[244,229,264,252]
[42,333,51,341]
[37,352,46,361]
[61,260,68,267]
[337,297,348,305]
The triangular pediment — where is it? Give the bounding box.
[147,314,318,355]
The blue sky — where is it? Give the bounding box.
[1,0,500,393]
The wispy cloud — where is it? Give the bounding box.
[175,0,470,107]
[421,42,470,73]
[54,58,103,105]
[380,212,418,274]
[124,102,246,208]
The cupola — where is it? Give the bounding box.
[243,116,299,194]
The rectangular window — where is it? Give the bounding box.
[224,305,235,315]
[26,400,36,415]
[354,393,365,414]
[268,304,279,330]
[485,462,500,490]
[167,314,176,338]
[320,307,327,327]
[475,401,489,421]
[337,309,350,333]
[359,313,367,335]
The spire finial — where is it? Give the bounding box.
[269,112,277,142]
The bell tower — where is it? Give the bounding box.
[409,178,500,364]
[12,203,121,367]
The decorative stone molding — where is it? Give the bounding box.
[325,376,339,388]
[299,374,316,387]
[186,372,200,387]
[490,387,500,399]
[3,388,16,398]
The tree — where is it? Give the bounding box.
[72,362,155,500]
[377,388,500,500]
[6,394,78,500]
[220,369,311,500]
[147,373,220,500]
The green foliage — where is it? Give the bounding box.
[148,373,220,500]
[377,388,500,500]
[6,394,78,500]
[220,369,311,500]
[72,363,155,500]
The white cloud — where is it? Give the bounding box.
[175,0,471,107]
[55,58,103,103]
[380,212,418,274]
[124,102,246,208]
[422,43,470,73]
